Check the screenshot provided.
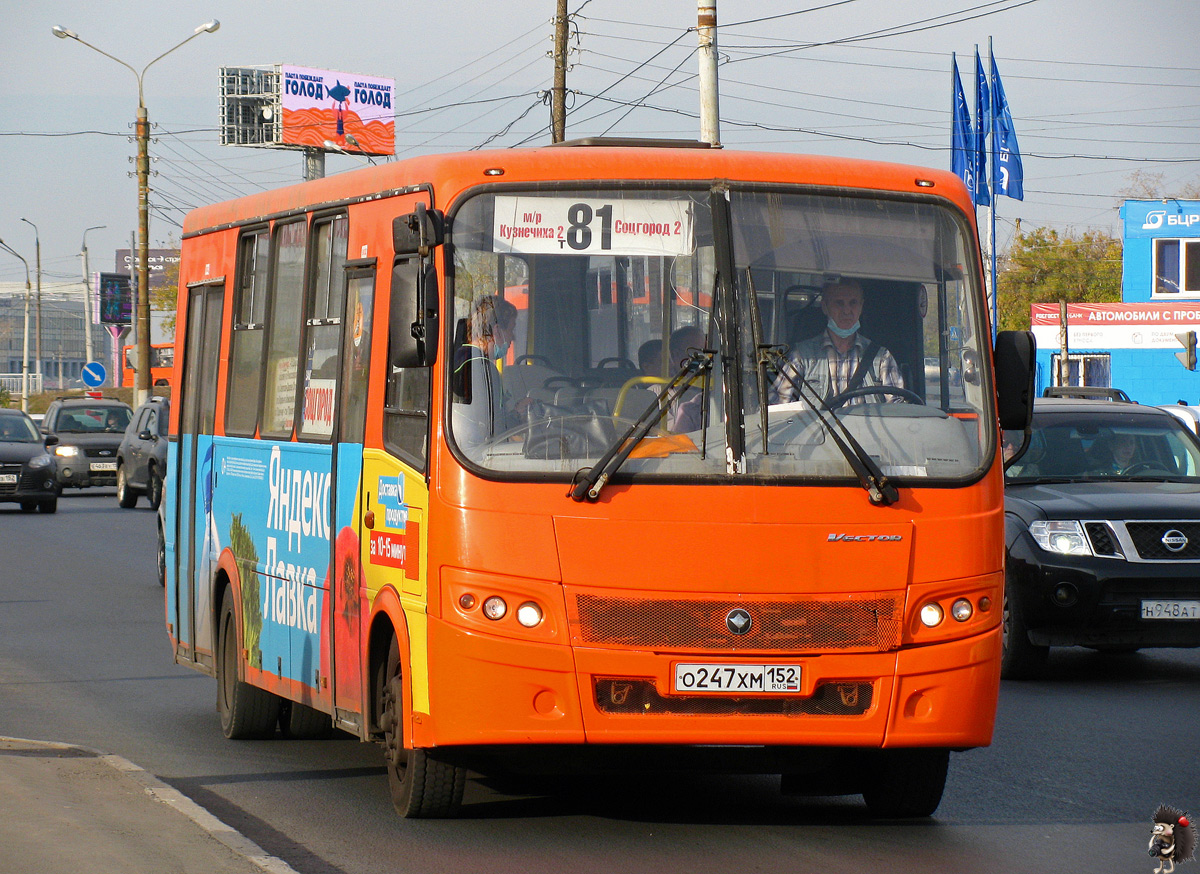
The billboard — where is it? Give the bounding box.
[96,273,132,325]
[1031,302,1200,350]
[280,65,394,155]
[115,249,179,291]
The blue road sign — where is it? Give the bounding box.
[81,361,107,388]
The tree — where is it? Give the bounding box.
[997,227,1123,331]
[150,239,179,339]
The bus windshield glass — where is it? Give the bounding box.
[448,186,991,482]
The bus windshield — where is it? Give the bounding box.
[448,185,991,483]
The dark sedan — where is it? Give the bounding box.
[1002,398,1200,678]
[0,408,60,513]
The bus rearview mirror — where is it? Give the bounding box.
[393,203,444,256]
[994,330,1036,431]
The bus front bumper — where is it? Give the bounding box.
[418,616,999,750]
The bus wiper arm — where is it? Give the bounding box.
[764,347,899,506]
[569,351,713,503]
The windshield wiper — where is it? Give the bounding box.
[568,350,714,503]
[763,347,899,506]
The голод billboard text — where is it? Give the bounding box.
[280,65,395,156]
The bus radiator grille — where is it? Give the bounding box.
[593,678,874,716]
[571,594,903,652]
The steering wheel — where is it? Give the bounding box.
[825,384,925,410]
[1120,461,1171,476]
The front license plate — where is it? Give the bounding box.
[0,474,16,484]
[673,663,801,694]
[1141,600,1200,619]
[90,461,117,472]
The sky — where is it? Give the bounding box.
[1,0,1198,292]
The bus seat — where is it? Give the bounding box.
[501,361,559,405]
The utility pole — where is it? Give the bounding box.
[21,219,42,384]
[82,225,105,367]
[698,1,721,147]
[552,0,568,143]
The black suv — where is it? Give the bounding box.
[1003,398,1200,678]
[117,396,169,509]
[0,408,60,513]
[40,397,133,490]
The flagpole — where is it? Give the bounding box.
[988,36,998,344]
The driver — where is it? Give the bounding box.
[770,279,904,406]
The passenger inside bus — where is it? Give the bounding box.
[770,279,904,406]
[451,295,524,445]
[666,325,707,433]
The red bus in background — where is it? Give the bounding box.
[122,343,174,387]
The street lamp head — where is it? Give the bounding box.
[51,25,78,40]
[196,20,220,35]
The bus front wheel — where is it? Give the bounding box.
[861,748,949,818]
[379,636,465,818]
[217,595,280,739]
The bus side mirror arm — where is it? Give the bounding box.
[994,330,1036,431]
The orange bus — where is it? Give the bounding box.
[123,342,175,387]
[163,140,1034,820]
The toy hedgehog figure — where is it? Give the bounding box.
[1150,804,1196,874]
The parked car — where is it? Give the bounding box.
[40,397,133,490]
[0,408,60,513]
[1042,385,1133,402]
[1158,403,1200,437]
[1002,398,1200,678]
[117,396,169,509]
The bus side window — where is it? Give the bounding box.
[226,227,270,436]
[384,256,431,471]
[261,220,307,438]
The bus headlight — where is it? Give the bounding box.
[951,598,973,622]
[516,601,543,628]
[482,596,508,621]
[919,602,944,627]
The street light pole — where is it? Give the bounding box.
[53,19,220,407]
[0,239,32,411]
[80,225,105,368]
[19,219,42,384]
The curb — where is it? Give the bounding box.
[0,737,300,874]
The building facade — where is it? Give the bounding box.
[1030,199,1200,405]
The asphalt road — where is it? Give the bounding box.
[1,492,1197,874]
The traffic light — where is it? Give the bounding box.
[1176,331,1197,370]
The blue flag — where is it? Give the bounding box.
[973,49,991,207]
[990,52,1024,200]
[951,55,974,198]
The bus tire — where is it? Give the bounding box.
[379,636,465,818]
[279,701,333,739]
[116,466,139,509]
[1001,572,1048,680]
[862,748,949,818]
[217,595,280,739]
